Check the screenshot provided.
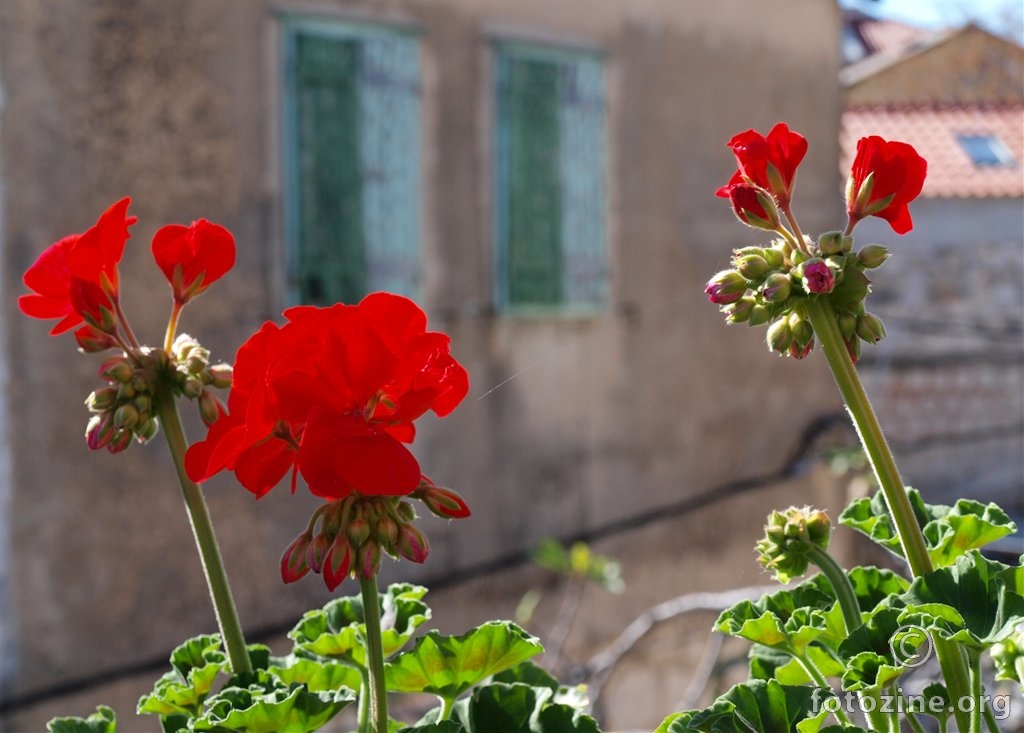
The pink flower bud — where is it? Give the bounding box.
[396,525,430,564]
[705,270,747,305]
[306,533,331,574]
[355,538,382,579]
[280,532,313,584]
[322,535,353,591]
[801,259,835,294]
[86,413,115,450]
[421,486,472,519]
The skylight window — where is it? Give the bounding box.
[956,133,1017,167]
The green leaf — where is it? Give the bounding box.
[137,635,228,719]
[675,679,832,732]
[838,607,912,690]
[818,727,871,733]
[289,582,431,665]
[192,684,355,733]
[47,706,117,733]
[491,662,589,711]
[654,712,698,733]
[266,655,363,692]
[991,627,1024,684]
[400,723,465,733]
[846,566,909,613]
[899,549,1024,649]
[386,622,543,704]
[840,488,1016,568]
[715,575,844,655]
[448,683,599,733]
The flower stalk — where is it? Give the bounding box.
[804,296,972,731]
[359,574,390,733]
[154,390,252,675]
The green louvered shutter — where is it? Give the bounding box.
[295,34,365,305]
[289,25,421,306]
[494,45,607,310]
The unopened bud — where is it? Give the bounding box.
[374,516,399,546]
[197,390,225,427]
[107,429,132,454]
[207,363,233,389]
[86,387,118,413]
[113,404,139,431]
[816,231,847,256]
[735,254,770,280]
[307,533,331,574]
[856,312,886,344]
[836,311,858,340]
[421,486,472,520]
[396,501,416,523]
[800,258,836,295]
[355,538,382,579]
[182,378,204,399]
[762,273,792,303]
[748,305,771,327]
[766,318,793,353]
[396,525,430,564]
[788,340,813,360]
[136,417,160,442]
[705,269,748,305]
[75,326,117,353]
[99,358,134,384]
[724,297,755,325]
[323,535,354,591]
[845,337,862,364]
[857,244,890,269]
[756,506,832,583]
[788,312,814,348]
[280,533,313,584]
[86,413,115,451]
[762,246,785,269]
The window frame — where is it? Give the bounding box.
[490,40,610,317]
[280,16,423,307]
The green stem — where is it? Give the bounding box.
[806,544,861,633]
[155,392,252,675]
[905,705,927,733]
[794,651,853,727]
[164,300,184,353]
[357,670,371,733]
[359,574,389,733]
[804,297,973,731]
[983,699,1001,732]
[439,696,455,721]
[859,688,892,733]
[967,648,983,733]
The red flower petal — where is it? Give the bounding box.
[152,219,236,303]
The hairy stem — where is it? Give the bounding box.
[806,544,860,633]
[804,296,972,731]
[359,575,389,733]
[156,393,252,675]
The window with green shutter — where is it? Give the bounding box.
[283,20,421,306]
[493,43,608,311]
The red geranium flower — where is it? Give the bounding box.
[185,293,469,501]
[19,198,136,334]
[846,135,927,235]
[722,182,780,230]
[152,219,236,304]
[716,123,808,209]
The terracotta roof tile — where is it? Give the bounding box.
[842,105,1024,198]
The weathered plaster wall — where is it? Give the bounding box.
[0,0,843,727]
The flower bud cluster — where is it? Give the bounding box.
[281,478,471,591]
[170,334,232,426]
[705,234,890,362]
[85,349,165,453]
[755,505,832,584]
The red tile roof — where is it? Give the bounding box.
[842,105,1024,198]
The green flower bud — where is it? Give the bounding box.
[99,358,134,384]
[86,387,119,413]
[396,501,416,522]
[133,395,151,413]
[766,318,793,353]
[137,417,160,442]
[116,382,136,401]
[845,336,862,364]
[735,254,770,280]
[198,390,224,427]
[207,363,233,389]
[836,311,858,340]
[347,517,371,547]
[748,304,771,327]
[756,506,832,583]
[856,312,886,344]
[762,273,792,303]
[762,246,786,269]
[788,311,814,349]
[724,297,756,324]
[857,244,890,269]
[817,231,846,256]
[375,516,399,546]
[182,378,204,399]
[113,404,139,430]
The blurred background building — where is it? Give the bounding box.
[0,0,1019,731]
